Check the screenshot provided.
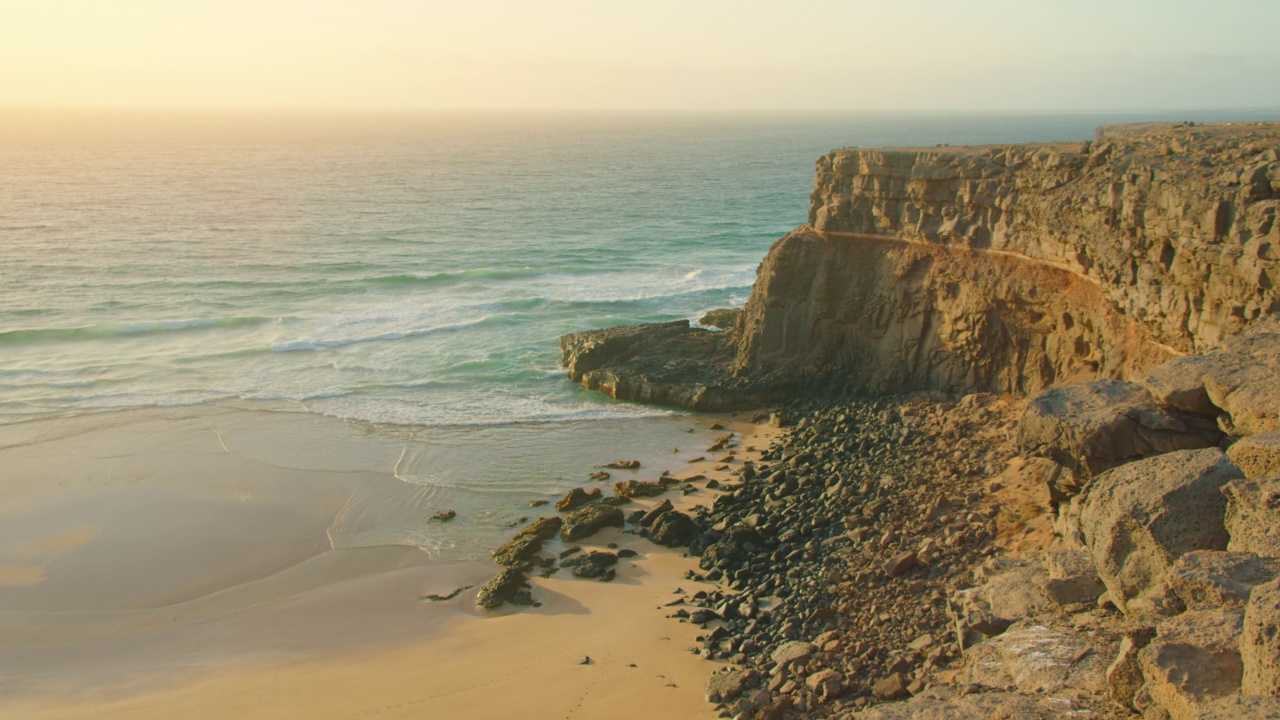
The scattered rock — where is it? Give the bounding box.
[605,460,640,470]
[476,568,529,610]
[649,510,697,547]
[491,534,541,567]
[561,551,618,580]
[562,504,625,542]
[556,487,602,511]
[430,509,457,522]
[515,516,563,542]
[614,479,666,498]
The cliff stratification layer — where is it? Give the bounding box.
[564,122,1280,406]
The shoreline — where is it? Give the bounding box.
[0,401,777,719]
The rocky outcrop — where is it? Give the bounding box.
[1079,448,1239,615]
[564,122,1280,410]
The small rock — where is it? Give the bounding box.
[556,487,602,511]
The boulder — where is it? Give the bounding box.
[639,498,673,526]
[649,510,697,547]
[1224,477,1280,556]
[960,621,1110,695]
[1079,448,1240,615]
[1166,550,1280,610]
[514,516,562,541]
[1043,549,1106,606]
[560,551,618,580]
[476,568,530,609]
[1203,329,1280,437]
[1143,354,1223,416]
[805,669,845,700]
[770,640,814,666]
[1018,380,1221,482]
[491,534,541,568]
[948,559,1050,649]
[1138,608,1244,719]
[613,479,666,498]
[555,487,601,511]
[705,668,756,703]
[1226,431,1280,479]
[1242,577,1280,696]
[870,672,909,701]
[561,503,624,542]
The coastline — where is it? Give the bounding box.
[0,401,777,719]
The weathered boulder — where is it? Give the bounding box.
[960,621,1110,695]
[476,568,530,610]
[639,498,673,526]
[514,516,563,541]
[649,510,697,547]
[1242,577,1280,696]
[560,551,618,580]
[805,669,845,701]
[770,640,814,667]
[1226,431,1280,479]
[1204,329,1280,437]
[555,487,601,511]
[1224,477,1280,556]
[1139,608,1244,719]
[1143,354,1224,416]
[561,503,624,542]
[491,534,541,568]
[1018,380,1221,482]
[1043,549,1107,606]
[1080,448,1240,615]
[613,479,666,498]
[948,559,1051,649]
[1166,550,1280,610]
[705,668,756,703]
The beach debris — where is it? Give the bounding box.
[579,656,592,665]
[561,551,618,580]
[614,479,666,499]
[604,460,640,470]
[476,568,530,610]
[555,487,601,511]
[421,585,473,602]
[430,509,457,522]
[561,503,624,541]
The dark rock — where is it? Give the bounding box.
[555,487,602,511]
[562,504,625,541]
[640,499,674,526]
[561,551,619,580]
[605,460,640,470]
[491,534,541,567]
[515,516,563,542]
[476,568,529,609]
[430,509,457,522]
[650,510,698,547]
[614,479,666,498]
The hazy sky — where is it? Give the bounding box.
[3,0,1278,111]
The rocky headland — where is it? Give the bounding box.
[479,122,1280,719]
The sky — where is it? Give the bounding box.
[2,0,1278,112]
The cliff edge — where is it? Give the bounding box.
[562,121,1280,406]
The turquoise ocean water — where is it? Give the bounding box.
[2,109,1273,557]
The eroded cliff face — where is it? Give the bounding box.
[735,122,1280,397]
[563,122,1280,408]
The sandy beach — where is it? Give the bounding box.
[0,403,776,719]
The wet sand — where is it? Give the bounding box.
[0,404,775,719]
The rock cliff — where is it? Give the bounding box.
[563,122,1280,406]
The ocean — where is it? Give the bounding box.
[1,108,1271,558]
